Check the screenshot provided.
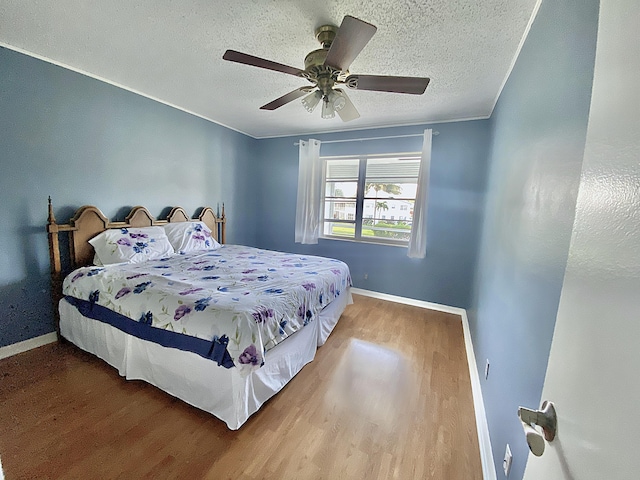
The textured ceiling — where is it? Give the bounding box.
[0,0,539,138]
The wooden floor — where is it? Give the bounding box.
[0,294,482,479]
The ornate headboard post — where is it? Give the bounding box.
[47,197,72,337]
[220,203,226,244]
[198,205,225,244]
[47,197,61,277]
[46,197,61,333]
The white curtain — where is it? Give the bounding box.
[295,139,322,244]
[407,129,432,258]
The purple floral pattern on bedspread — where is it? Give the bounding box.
[63,245,352,375]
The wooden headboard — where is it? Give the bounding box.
[46,198,225,334]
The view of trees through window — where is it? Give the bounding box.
[322,154,420,244]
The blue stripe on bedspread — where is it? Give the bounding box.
[64,296,235,368]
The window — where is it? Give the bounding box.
[321,153,420,244]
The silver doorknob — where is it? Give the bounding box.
[518,401,557,456]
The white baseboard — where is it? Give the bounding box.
[0,332,58,361]
[460,309,497,480]
[350,288,496,480]
[350,287,466,316]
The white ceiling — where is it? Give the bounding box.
[0,0,539,138]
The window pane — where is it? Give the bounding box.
[365,157,420,183]
[364,181,417,200]
[323,158,358,240]
[324,200,356,220]
[363,199,414,221]
[364,157,420,231]
[326,158,359,181]
[323,221,355,238]
[362,218,413,241]
[325,180,357,198]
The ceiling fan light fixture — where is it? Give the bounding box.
[328,89,346,111]
[321,97,336,119]
[302,90,322,113]
[333,88,360,122]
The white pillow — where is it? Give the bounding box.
[89,226,174,265]
[163,221,221,253]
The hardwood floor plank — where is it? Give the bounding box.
[0,294,482,479]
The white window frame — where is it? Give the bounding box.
[320,152,421,246]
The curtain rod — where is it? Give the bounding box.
[293,131,439,146]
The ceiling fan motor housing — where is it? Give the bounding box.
[315,24,338,48]
[304,48,329,70]
[304,51,342,95]
[304,25,346,95]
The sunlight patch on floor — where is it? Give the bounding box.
[324,338,416,432]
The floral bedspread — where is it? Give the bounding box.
[63,245,352,374]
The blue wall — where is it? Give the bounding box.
[253,120,490,309]
[468,0,599,477]
[0,46,257,347]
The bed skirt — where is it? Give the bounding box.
[59,288,352,429]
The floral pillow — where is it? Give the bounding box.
[163,221,221,253]
[89,226,174,265]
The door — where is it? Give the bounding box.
[523,0,640,478]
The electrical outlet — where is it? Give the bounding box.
[485,359,490,380]
[503,444,512,476]
[364,273,368,280]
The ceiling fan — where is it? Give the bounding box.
[222,15,430,122]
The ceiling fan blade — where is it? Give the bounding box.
[260,87,312,111]
[223,50,304,77]
[324,16,377,72]
[345,75,430,94]
[334,89,360,122]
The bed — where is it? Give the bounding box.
[47,199,352,429]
